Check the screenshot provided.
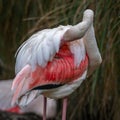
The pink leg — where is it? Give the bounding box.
[43,96,47,120]
[62,98,68,120]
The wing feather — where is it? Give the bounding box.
[15,26,70,73]
[52,30,62,53]
[69,39,86,67]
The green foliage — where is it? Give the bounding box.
[0,0,119,119]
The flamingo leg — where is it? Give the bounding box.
[43,96,47,120]
[62,97,68,120]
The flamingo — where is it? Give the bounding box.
[11,9,102,120]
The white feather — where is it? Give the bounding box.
[26,90,39,105]
[52,31,62,53]
[70,39,86,67]
[42,40,50,61]
[52,26,70,52]
[19,95,28,107]
[15,47,31,74]
[36,42,44,67]
[15,26,71,73]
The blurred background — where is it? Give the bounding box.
[0,0,119,120]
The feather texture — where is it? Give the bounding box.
[13,24,88,107]
[69,39,85,66]
[15,26,70,73]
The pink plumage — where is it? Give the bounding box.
[12,25,88,106]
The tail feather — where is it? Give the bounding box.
[11,78,25,106]
[11,64,32,106]
[12,64,31,91]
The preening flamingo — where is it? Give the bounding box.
[11,9,102,120]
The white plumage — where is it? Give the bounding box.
[15,25,85,74]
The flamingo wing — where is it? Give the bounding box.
[15,26,70,74]
[12,26,88,106]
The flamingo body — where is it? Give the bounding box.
[12,25,88,106]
